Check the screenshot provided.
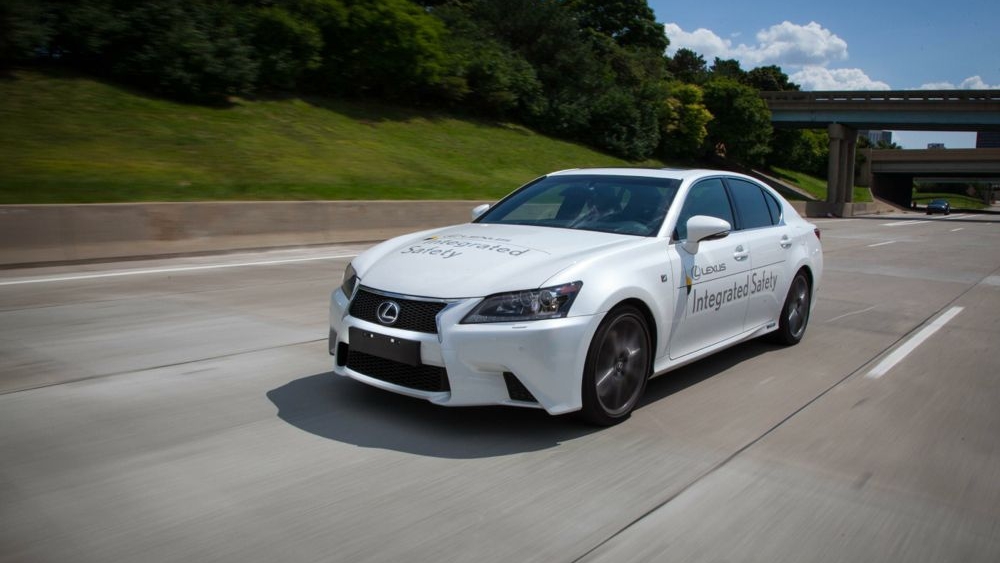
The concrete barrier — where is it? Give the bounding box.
[0,197,902,267]
[0,201,489,267]
[801,200,899,218]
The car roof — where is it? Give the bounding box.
[546,167,755,183]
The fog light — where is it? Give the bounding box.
[328,329,338,356]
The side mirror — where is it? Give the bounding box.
[683,215,731,254]
[471,203,490,220]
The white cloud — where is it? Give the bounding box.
[664,23,733,60]
[790,67,890,91]
[752,21,849,66]
[665,21,890,91]
[918,75,1000,90]
[664,21,848,67]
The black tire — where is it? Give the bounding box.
[769,270,811,345]
[580,305,651,426]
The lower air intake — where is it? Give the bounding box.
[347,350,450,392]
[503,372,538,403]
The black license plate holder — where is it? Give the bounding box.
[349,327,421,366]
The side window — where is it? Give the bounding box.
[674,179,735,240]
[727,179,774,230]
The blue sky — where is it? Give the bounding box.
[647,0,1000,148]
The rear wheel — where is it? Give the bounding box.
[770,271,811,345]
[580,305,651,426]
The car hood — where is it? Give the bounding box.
[354,223,641,298]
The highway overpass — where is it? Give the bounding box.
[761,90,1000,214]
[860,148,1000,207]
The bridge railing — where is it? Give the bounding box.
[761,90,1000,103]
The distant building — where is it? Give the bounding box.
[927,143,946,149]
[976,131,1000,148]
[859,130,893,145]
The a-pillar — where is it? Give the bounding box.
[826,123,858,207]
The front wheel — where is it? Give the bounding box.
[580,305,651,426]
[769,271,812,345]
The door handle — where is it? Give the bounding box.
[733,245,749,261]
[780,236,793,249]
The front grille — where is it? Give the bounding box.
[503,372,538,403]
[347,350,450,392]
[349,289,447,334]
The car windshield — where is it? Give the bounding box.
[476,174,681,236]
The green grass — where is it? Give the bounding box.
[0,69,661,203]
[770,166,872,203]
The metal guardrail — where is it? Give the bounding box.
[760,90,1000,103]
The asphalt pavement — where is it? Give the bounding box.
[1,212,998,562]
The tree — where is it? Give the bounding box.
[668,48,707,84]
[110,1,259,101]
[249,6,322,92]
[309,0,449,99]
[769,128,827,177]
[746,65,799,92]
[709,57,745,82]
[744,64,810,172]
[566,0,668,53]
[658,81,711,160]
[454,0,665,159]
[18,0,260,101]
[701,78,772,165]
[0,0,54,67]
[430,3,544,116]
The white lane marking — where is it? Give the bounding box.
[0,254,359,286]
[882,220,929,227]
[868,241,896,247]
[825,306,876,323]
[943,214,968,220]
[866,306,965,379]
[951,228,964,232]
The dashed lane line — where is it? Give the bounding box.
[0,254,359,286]
[865,306,965,379]
[882,220,930,227]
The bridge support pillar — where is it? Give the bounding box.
[826,124,857,209]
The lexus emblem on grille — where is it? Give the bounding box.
[376,301,401,325]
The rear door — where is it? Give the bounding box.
[724,178,792,331]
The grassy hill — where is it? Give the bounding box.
[0,69,661,204]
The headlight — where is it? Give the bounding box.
[461,281,583,323]
[341,263,359,298]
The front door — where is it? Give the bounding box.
[667,178,752,359]
[668,235,753,359]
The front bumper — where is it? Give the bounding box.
[329,287,602,415]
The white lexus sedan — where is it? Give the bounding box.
[329,168,823,425]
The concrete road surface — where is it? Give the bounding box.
[1,213,998,562]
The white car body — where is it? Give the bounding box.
[329,168,823,423]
